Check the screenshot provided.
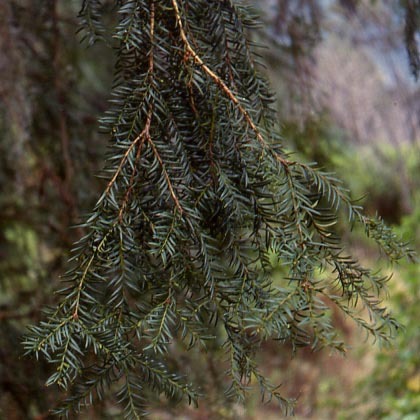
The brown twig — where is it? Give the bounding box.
[105,1,155,200]
[115,3,183,217]
[104,131,145,197]
[147,136,184,215]
[171,0,290,167]
[117,136,146,222]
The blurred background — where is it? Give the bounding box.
[0,1,418,418]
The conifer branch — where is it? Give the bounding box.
[118,2,156,221]
[146,135,184,214]
[171,0,290,166]
[104,112,152,198]
[72,226,114,319]
[118,136,147,222]
[104,1,156,200]
[23,1,412,417]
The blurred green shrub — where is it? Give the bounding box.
[352,202,420,419]
[285,113,419,225]
[283,115,419,418]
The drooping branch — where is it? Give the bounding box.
[22,2,413,418]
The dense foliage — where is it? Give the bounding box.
[3,0,413,418]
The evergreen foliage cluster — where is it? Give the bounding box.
[23,0,414,417]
